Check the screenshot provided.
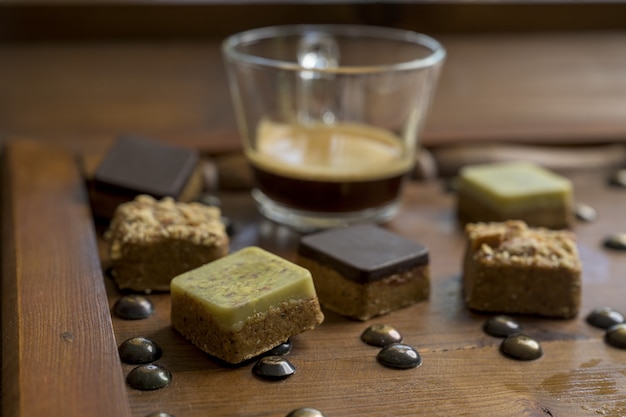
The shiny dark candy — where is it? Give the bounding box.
[286,408,326,417]
[586,307,625,329]
[608,169,626,188]
[118,337,163,364]
[113,295,155,320]
[603,233,626,251]
[221,216,235,236]
[104,266,115,279]
[145,413,175,417]
[377,343,422,369]
[483,315,522,338]
[443,177,459,194]
[361,323,403,347]
[252,356,296,380]
[197,193,222,208]
[500,334,543,361]
[266,339,292,356]
[574,203,597,222]
[127,364,172,390]
[605,324,626,349]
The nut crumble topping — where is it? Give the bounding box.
[465,220,579,269]
[106,195,227,260]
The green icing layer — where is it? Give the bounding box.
[459,162,572,211]
[171,246,316,331]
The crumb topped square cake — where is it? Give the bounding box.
[463,220,581,318]
[105,195,229,292]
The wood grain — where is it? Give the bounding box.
[3,3,626,40]
[3,139,626,416]
[1,140,132,417]
[100,169,626,417]
[2,32,626,156]
[3,26,626,416]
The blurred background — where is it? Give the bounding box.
[2,1,626,175]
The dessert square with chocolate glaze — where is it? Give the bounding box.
[88,135,204,219]
[297,224,430,321]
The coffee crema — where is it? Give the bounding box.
[246,121,413,213]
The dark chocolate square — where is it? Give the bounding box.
[298,224,429,283]
[93,135,199,199]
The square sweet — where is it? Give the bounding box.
[88,135,204,219]
[463,220,582,318]
[170,246,324,364]
[105,195,229,292]
[297,224,430,321]
[456,161,574,229]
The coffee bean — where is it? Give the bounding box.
[574,203,597,222]
[265,339,292,356]
[605,324,626,349]
[608,169,626,188]
[252,356,296,380]
[127,364,172,390]
[603,233,626,251]
[443,177,459,194]
[221,215,235,236]
[500,334,543,361]
[483,315,522,338]
[377,343,422,369]
[145,413,175,417]
[286,408,326,417]
[113,295,154,320]
[361,324,403,347]
[197,193,222,208]
[586,307,625,329]
[118,337,163,364]
[104,266,115,279]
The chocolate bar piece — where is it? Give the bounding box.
[88,135,203,219]
[297,224,430,321]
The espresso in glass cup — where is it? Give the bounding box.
[222,25,445,231]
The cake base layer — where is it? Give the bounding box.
[111,239,227,292]
[171,295,324,364]
[299,256,430,321]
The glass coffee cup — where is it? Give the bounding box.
[222,24,445,231]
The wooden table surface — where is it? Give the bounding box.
[3,139,626,417]
[3,26,626,417]
[3,31,626,157]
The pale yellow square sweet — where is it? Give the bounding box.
[170,246,324,363]
[457,161,573,229]
[171,246,318,331]
[459,161,572,210]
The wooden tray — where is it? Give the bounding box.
[4,140,626,417]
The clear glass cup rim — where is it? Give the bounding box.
[222,24,446,74]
